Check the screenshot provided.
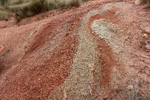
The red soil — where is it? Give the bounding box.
[88,9,125,97]
[0,11,81,100]
[0,0,150,99]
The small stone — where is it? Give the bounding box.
[38,78,41,81]
[115,11,120,16]
[135,0,141,5]
[127,85,133,90]
[113,86,120,92]
[89,64,95,72]
[145,45,150,50]
[133,23,136,27]
[144,27,150,33]
[0,45,4,51]
[142,34,148,39]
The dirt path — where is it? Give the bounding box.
[0,0,150,100]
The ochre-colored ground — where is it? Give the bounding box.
[0,0,150,100]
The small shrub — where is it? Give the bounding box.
[116,80,150,100]
[140,0,150,4]
[14,0,89,21]
[47,3,55,10]
[54,0,81,9]
[0,10,10,20]
[28,0,47,15]
[69,0,81,7]
[19,0,48,18]
[18,0,82,18]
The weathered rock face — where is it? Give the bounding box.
[0,0,150,100]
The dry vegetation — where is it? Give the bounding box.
[118,84,150,100]
[140,0,150,4]
[18,0,84,19]
[0,0,88,20]
[0,5,11,20]
[0,9,10,20]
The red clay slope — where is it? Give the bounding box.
[0,0,150,100]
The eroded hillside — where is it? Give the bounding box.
[0,0,150,100]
